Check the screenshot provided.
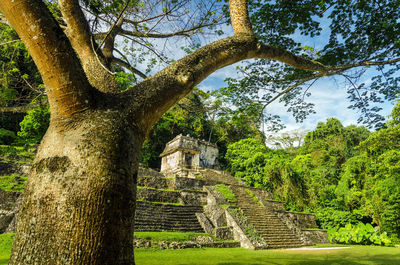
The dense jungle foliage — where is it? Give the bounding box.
[225,107,400,244]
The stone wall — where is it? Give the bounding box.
[137,188,207,206]
[198,142,219,169]
[284,212,319,229]
[137,175,169,189]
[301,229,329,244]
[180,191,207,206]
[0,190,21,233]
[137,188,181,204]
[160,151,182,172]
[135,201,204,232]
[169,177,204,191]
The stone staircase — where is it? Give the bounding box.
[135,201,204,232]
[231,186,305,249]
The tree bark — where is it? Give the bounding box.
[58,0,120,94]
[10,106,144,265]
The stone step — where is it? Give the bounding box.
[253,225,290,229]
[267,244,304,249]
[230,186,306,249]
[261,235,301,240]
[134,201,205,233]
[261,236,302,242]
[257,229,296,233]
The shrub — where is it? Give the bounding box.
[0,128,16,145]
[17,106,50,143]
[328,222,392,246]
[215,184,237,203]
[315,207,369,229]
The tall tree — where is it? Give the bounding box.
[0,0,398,264]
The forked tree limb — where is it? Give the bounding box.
[129,0,331,130]
[58,0,120,93]
[229,0,253,35]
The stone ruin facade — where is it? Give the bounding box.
[137,134,328,248]
[0,134,329,249]
[160,134,219,174]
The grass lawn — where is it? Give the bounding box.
[135,245,400,265]
[0,234,13,265]
[1,233,399,265]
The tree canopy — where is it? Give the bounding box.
[221,0,400,129]
[1,0,399,264]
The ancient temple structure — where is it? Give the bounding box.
[1,134,329,249]
[160,134,219,174]
[135,134,329,249]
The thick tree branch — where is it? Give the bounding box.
[58,0,120,93]
[58,0,94,61]
[128,34,329,132]
[229,0,253,35]
[0,0,92,118]
[126,0,333,132]
[255,44,329,73]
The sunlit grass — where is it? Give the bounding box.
[135,245,400,265]
[0,233,13,265]
[1,233,399,265]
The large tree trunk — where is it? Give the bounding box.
[10,109,144,265]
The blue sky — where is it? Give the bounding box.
[191,19,396,134]
[197,64,395,134]
[130,13,396,134]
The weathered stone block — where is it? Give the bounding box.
[195,235,214,244]
[172,177,205,190]
[136,188,180,203]
[204,186,228,205]
[204,205,227,227]
[225,208,256,249]
[137,175,169,189]
[285,212,318,229]
[214,227,233,240]
[180,191,207,205]
[0,213,14,233]
[302,230,329,244]
[195,213,214,234]
[0,190,21,233]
